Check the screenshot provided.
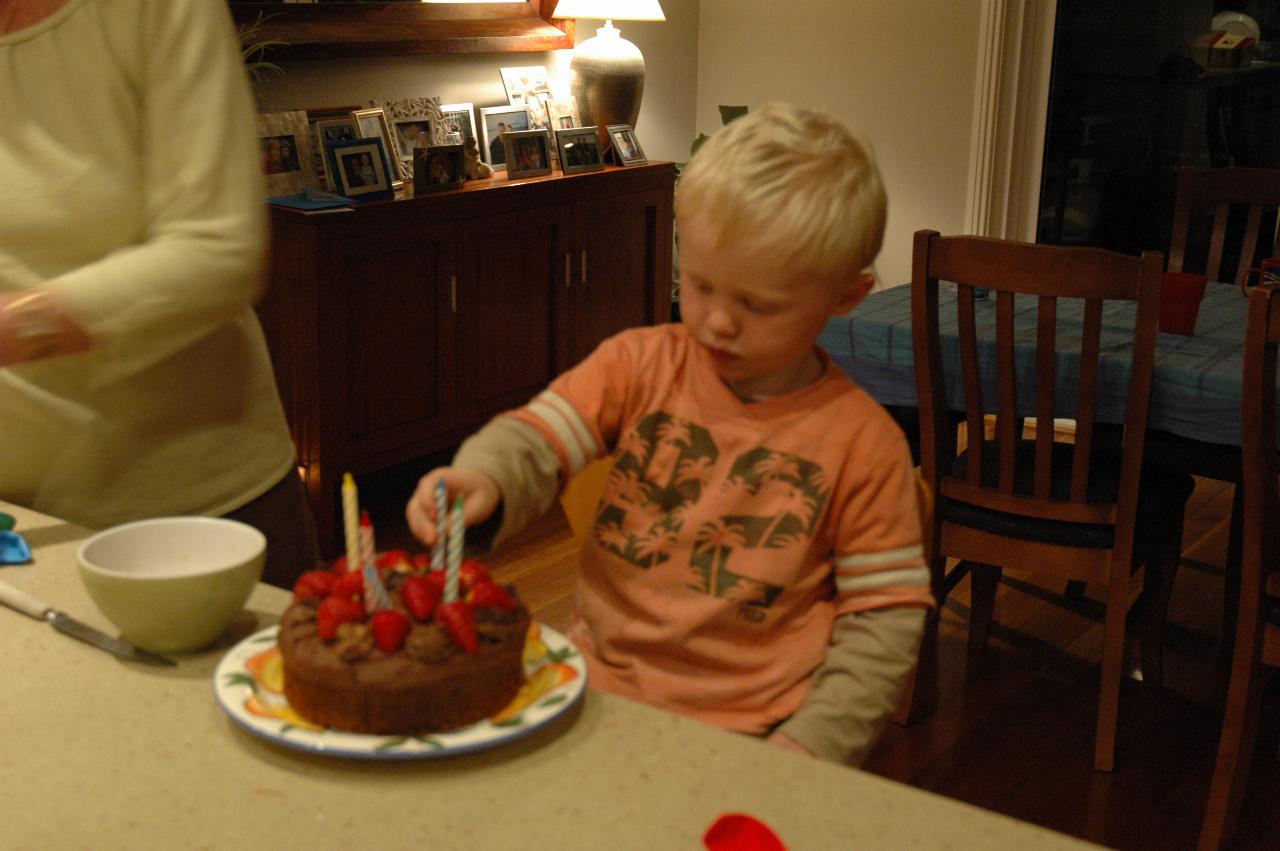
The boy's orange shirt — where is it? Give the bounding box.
[506,324,930,733]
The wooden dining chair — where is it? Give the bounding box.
[907,231,1195,771]
[559,455,614,547]
[1167,165,1280,288]
[1198,283,1280,851]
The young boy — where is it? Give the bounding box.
[407,102,931,764]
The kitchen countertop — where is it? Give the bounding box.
[1,502,1101,850]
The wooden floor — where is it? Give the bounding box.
[362,459,1279,851]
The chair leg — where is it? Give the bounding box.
[1094,574,1129,772]
[1198,652,1267,850]
[894,605,939,725]
[1217,484,1244,701]
[1139,519,1185,690]
[894,550,948,725]
[967,562,1001,673]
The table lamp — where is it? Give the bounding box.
[553,0,665,135]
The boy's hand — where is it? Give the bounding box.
[405,467,501,549]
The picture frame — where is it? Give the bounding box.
[413,143,465,195]
[327,137,395,203]
[546,97,581,131]
[256,110,318,196]
[368,97,448,180]
[351,107,403,188]
[503,129,552,179]
[499,65,550,107]
[479,104,531,171]
[311,115,359,191]
[522,92,551,134]
[439,102,478,149]
[607,123,648,166]
[555,126,605,175]
[390,114,434,167]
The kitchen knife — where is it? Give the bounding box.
[0,579,176,666]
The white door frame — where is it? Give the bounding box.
[964,0,1057,242]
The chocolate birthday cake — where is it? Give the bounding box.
[278,553,530,734]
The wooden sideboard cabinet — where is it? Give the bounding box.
[257,163,675,554]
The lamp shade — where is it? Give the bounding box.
[552,0,665,21]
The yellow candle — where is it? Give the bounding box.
[341,473,361,574]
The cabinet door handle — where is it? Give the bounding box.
[580,249,587,284]
[450,275,457,313]
[564,253,571,288]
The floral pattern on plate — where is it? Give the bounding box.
[213,621,586,759]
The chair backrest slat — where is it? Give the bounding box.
[957,285,984,488]
[1071,298,1104,502]
[911,231,1164,544]
[1033,296,1057,499]
[996,291,1018,493]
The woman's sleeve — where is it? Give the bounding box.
[52,0,266,375]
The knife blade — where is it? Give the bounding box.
[0,579,176,667]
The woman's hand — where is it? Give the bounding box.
[0,289,91,366]
[765,730,813,756]
[405,467,501,549]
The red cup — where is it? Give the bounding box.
[1159,271,1208,336]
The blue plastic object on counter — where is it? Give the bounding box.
[0,531,32,565]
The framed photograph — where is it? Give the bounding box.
[503,129,552,179]
[312,116,358,191]
[256,110,318,196]
[479,104,531,171]
[439,102,478,148]
[372,96,454,182]
[555,126,604,175]
[327,137,395,203]
[351,107,403,188]
[546,97,581,131]
[520,92,550,133]
[607,123,648,166]
[390,115,434,162]
[413,143,465,195]
[499,65,550,107]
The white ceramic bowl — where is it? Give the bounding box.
[77,517,266,654]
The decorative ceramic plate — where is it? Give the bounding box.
[1211,11,1260,41]
[213,621,586,760]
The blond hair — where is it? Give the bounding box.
[676,102,886,284]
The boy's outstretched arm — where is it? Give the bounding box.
[769,606,925,765]
[406,416,567,552]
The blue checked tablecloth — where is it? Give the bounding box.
[819,282,1255,447]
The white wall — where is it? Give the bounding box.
[251,0,698,164]
[695,0,983,288]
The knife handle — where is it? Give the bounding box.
[0,579,51,620]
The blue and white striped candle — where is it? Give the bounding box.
[431,478,447,570]
[444,495,464,603]
[360,510,393,612]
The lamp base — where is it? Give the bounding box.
[570,22,645,149]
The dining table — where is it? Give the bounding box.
[820,281,1256,481]
[0,500,1101,850]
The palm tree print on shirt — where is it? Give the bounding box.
[595,413,829,611]
[688,448,828,606]
[595,412,718,568]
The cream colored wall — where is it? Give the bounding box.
[251,0,698,164]
[695,0,983,288]
[249,1,982,288]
